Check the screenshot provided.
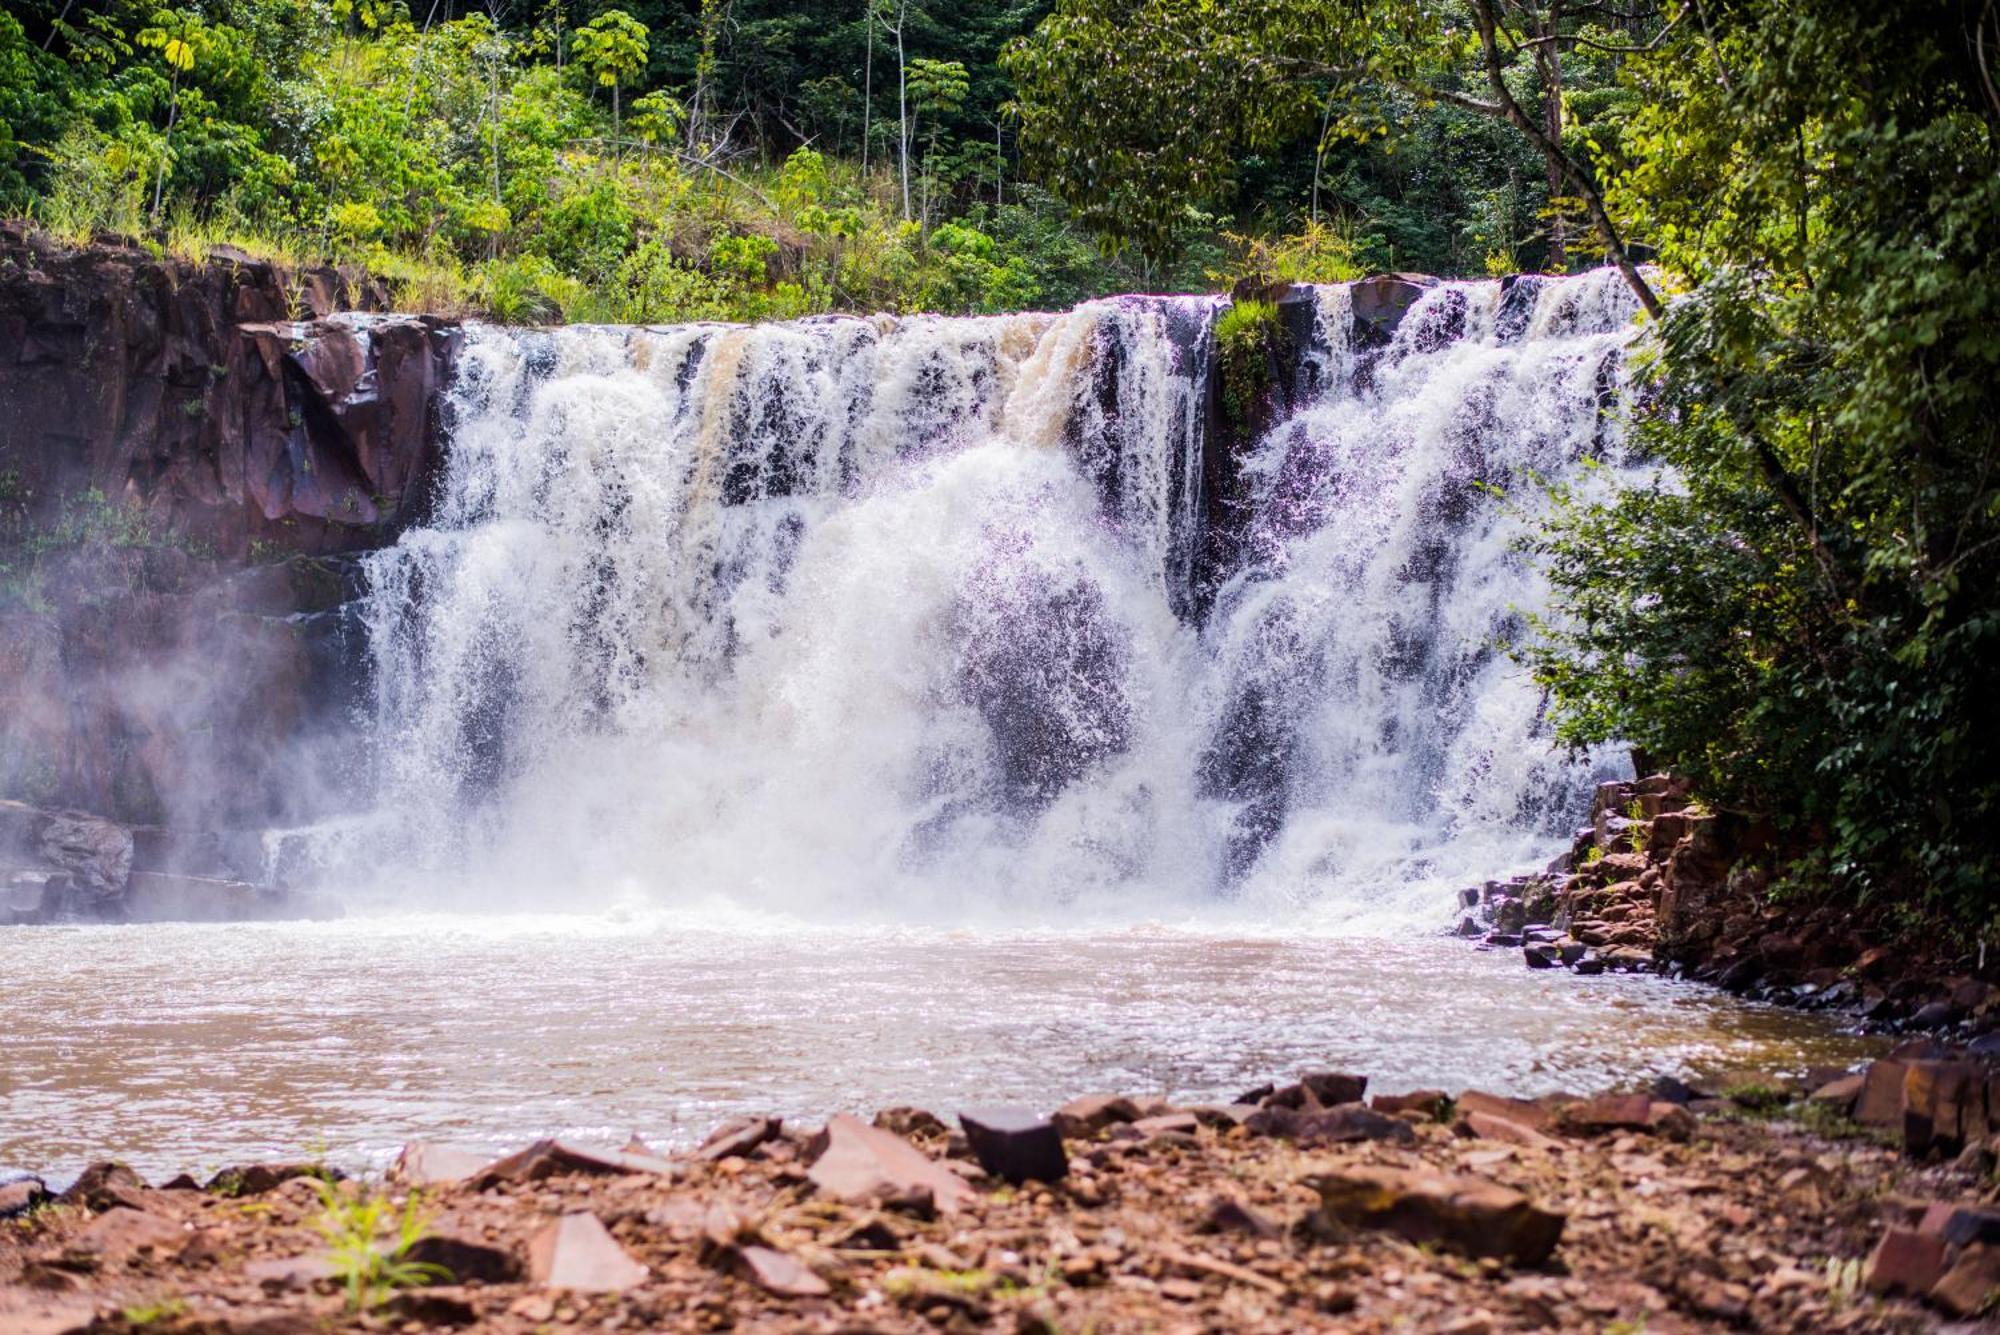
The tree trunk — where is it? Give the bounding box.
[861,1,874,175]
[1468,0,1658,316]
[150,66,181,224]
[1535,17,1566,271]
[896,11,911,220]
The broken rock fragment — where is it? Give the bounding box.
[526,1212,648,1292]
[805,1114,974,1215]
[1309,1165,1566,1265]
[957,1107,1067,1184]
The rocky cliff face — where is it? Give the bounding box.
[0,228,458,919]
[0,222,457,556]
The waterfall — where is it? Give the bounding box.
[348,272,1637,925]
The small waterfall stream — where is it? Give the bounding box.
[349,271,1638,925]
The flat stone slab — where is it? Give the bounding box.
[805,1114,974,1215]
[527,1212,647,1292]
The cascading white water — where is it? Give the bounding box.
[347,272,1637,926]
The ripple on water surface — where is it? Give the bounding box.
[0,913,1879,1182]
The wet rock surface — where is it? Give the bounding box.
[1458,771,2000,1038]
[3,1072,1989,1333]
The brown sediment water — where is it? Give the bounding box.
[0,915,1877,1183]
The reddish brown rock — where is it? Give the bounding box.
[1564,1093,1655,1134]
[389,1141,488,1187]
[1458,1110,1562,1153]
[71,1207,182,1260]
[1372,1089,1450,1120]
[1930,1243,2000,1317]
[1052,1095,1141,1139]
[473,1139,676,1187]
[1308,1166,1565,1264]
[403,1232,523,1284]
[1456,1091,1553,1132]
[726,1244,832,1298]
[526,1212,648,1292]
[203,1163,326,1197]
[1865,1227,1950,1296]
[1855,1060,1908,1127]
[0,1177,49,1219]
[958,1108,1068,1184]
[695,1115,782,1162]
[805,1114,974,1215]
[1807,1073,1866,1112]
[55,1163,151,1214]
[1246,1104,1416,1145]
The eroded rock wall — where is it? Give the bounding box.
[0,229,459,916]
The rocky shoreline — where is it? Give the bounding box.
[1462,773,2000,1038]
[6,1060,2000,1333]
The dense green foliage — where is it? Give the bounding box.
[0,0,1627,316]
[1526,0,2000,932]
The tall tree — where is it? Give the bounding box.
[572,7,648,143]
[1003,0,1664,311]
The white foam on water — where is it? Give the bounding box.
[329,273,1641,929]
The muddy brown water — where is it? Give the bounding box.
[0,915,1880,1183]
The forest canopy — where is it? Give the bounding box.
[0,0,1609,319]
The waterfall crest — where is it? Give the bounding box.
[350,272,1638,926]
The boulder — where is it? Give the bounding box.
[1458,1111,1561,1153]
[1245,1104,1416,1145]
[805,1114,974,1216]
[204,1164,327,1197]
[1457,1091,1553,1132]
[1371,1090,1450,1120]
[1563,1094,1655,1134]
[389,1142,489,1188]
[1919,1203,2000,1247]
[1348,274,1438,344]
[1904,1060,1989,1157]
[1299,1072,1368,1107]
[56,1162,150,1213]
[1051,1095,1141,1139]
[473,1139,675,1187]
[1308,1166,1565,1265]
[1807,1073,1866,1113]
[72,1207,183,1260]
[725,1244,832,1299]
[1865,1227,1949,1296]
[1930,1243,2000,1317]
[0,1175,49,1219]
[1855,1060,1908,1127]
[1129,1112,1201,1139]
[404,1233,523,1285]
[957,1108,1067,1184]
[872,1107,948,1140]
[695,1115,782,1162]
[526,1213,647,1292]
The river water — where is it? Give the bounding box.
[1,915,1874,1182]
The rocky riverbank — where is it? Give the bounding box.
[1464,774,2000,1036]
[5,1063,1999,1334]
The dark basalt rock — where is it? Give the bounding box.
[958,1107,1068,1185]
